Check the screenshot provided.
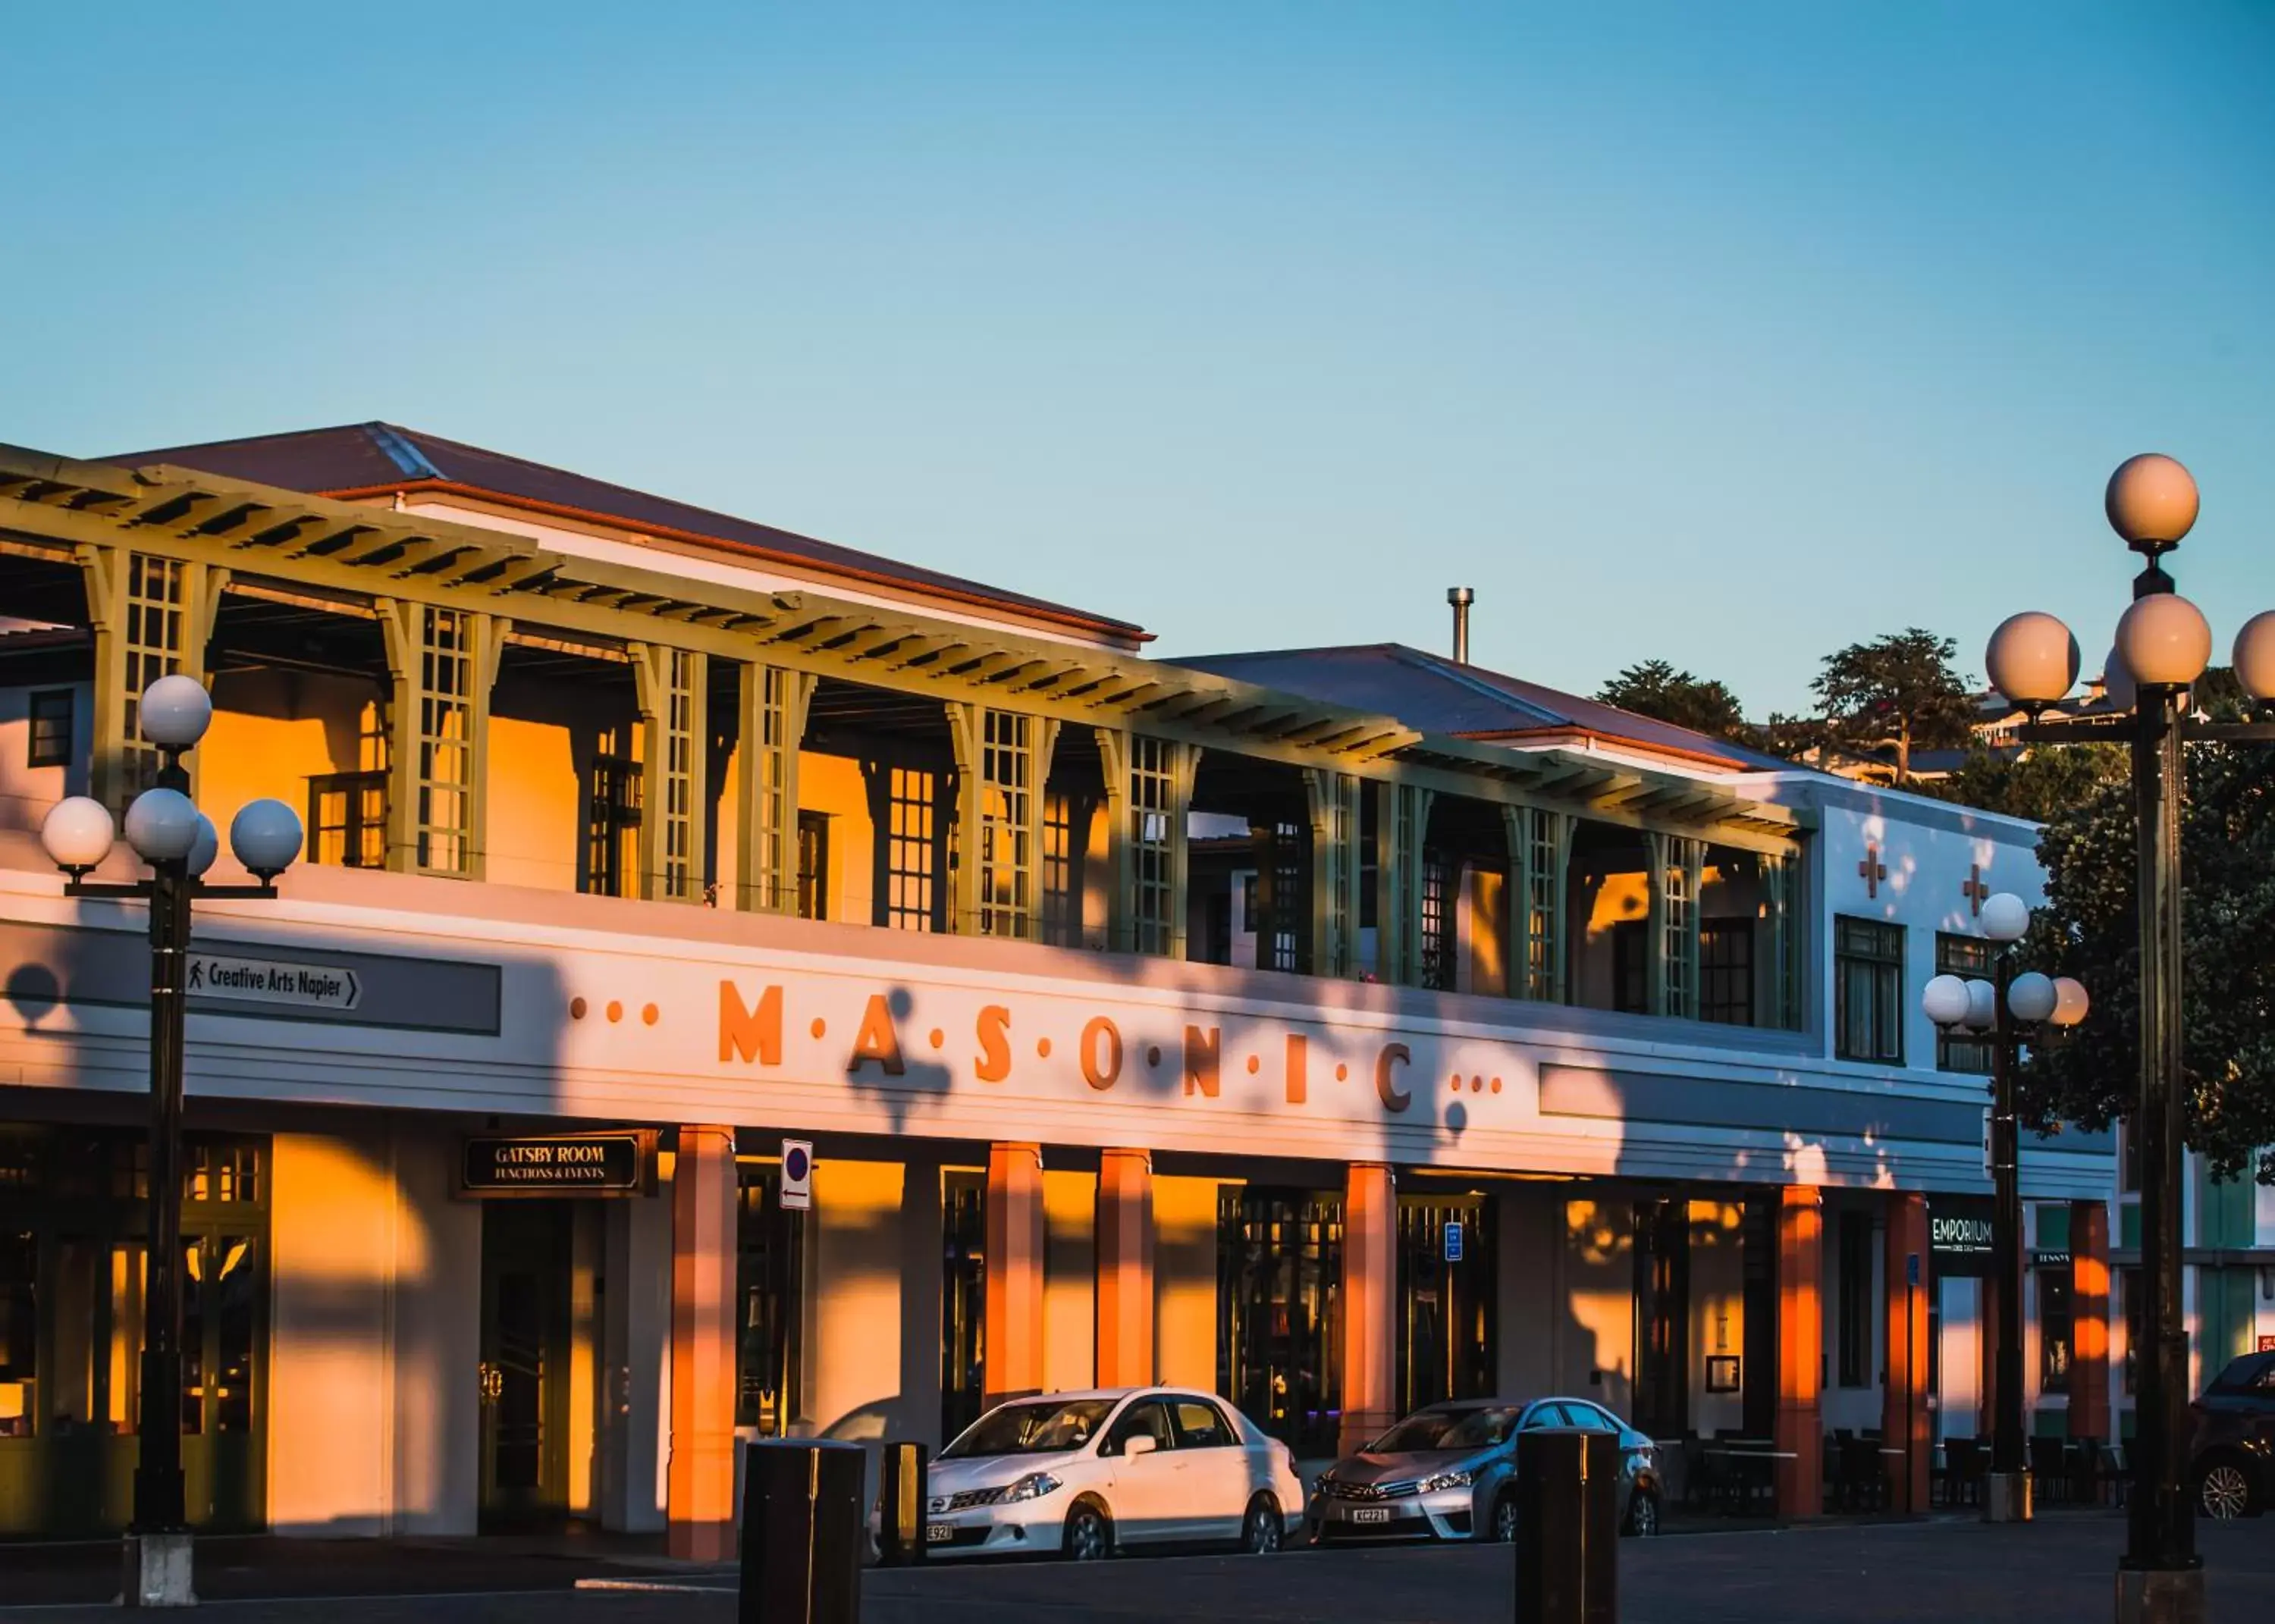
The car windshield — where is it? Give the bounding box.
[941,1398,1118,1459]
[1367,1406,1521,1453]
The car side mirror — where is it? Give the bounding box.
[1123,1434,1158,1459]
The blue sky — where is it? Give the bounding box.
[4,3,2269,715]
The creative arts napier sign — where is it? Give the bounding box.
[460,1130,657,1197]
[714,979,1431,1114]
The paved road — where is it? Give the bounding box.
[3,1513,2270,1622]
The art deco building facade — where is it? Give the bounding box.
[0,425,2116,1547]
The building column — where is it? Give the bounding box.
[1774,1184,1824,1519]
[667,1125,738,1560]
[1340,1164,1398,1453]
[984,1143,1046,1405]
[1881,1192,1931,1513]
[1095,1149,1156,1387]
[2071,1200,2112,1442]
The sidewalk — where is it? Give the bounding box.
[0,1531,724,1610]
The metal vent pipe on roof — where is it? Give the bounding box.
[1448,586,1474,664]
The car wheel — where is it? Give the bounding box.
[1065,1501,1113,1560]
[1491,1494,1520,1544]
[1241,1494,1284,1554]
[2198,1460,2255,1521]
[1626,1489,1661,1538]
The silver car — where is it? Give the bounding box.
[1307,1397,1662,1544]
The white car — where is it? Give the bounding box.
[915,1387,1304,1560]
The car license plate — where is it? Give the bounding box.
[926,1523,954,1543]
[1349,1506,1392,1524]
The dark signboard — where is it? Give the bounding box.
[1928,1196,1996,1278]
[460,1131,656,1197]
[2032,1250,2072,1271]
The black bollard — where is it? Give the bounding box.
[877,1440,930,1567]
[740,1438,864,1624]
[1513,1428,1619,1624]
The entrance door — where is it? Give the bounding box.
[1631,1199,1690,1438]
[479,1202,573,1529]
[1397,1196,1496,1416]
[1216,1188,1341,1456]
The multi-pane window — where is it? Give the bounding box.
[1935,933,1994,1073]
[27,688,72,769]
[121,554,186,801]
[308,772,387,869]
[414,607,474,873]
[1836,1211,1872,1387]
[1040,792,1077,947]
[976,709,1034,938]
[1660,837,1698,1017]
[655,648,700,901]
[795,810,830,922]
[1418,856,1453,991]
[1260,820,1305,973]
[1524,809,1563,1001]
[1129,736,1177,955]
[1834,916,1905,1063]
[585,746,642,898]
[1700,920,1755,1026]
[886,767,939,932]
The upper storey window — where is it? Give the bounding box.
[1833,916,1904,1064]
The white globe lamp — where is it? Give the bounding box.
[187,814,219,879]
[1984,613,2079,709]
[2105,453,2199,550]
[2051,977,2091,1027]
[41,796,117,873]
[1963,977,1999,1032]
[2099,647,2137,713]
[124,787,202,864]
[2114,594,2214,689]
[229,798,304,879]
[137,675,213,750]
[2232,611,2275,704]
[1980,892,2032,944]
[1922,973,1972,1028]
[2007,971,2058,1025]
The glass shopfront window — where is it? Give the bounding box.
[0,1125,268,1537]
[734,1164,805,1435]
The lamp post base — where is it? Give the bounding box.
[121,1532,196,1609]
[1982,1470,2033,1524]
[2115,1566,2206,1624]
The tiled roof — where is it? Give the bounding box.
[1172,644,1796,772]
[105,422,1145,643]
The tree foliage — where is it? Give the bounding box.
[1595,660,1753,743]
[2022,741,2275,1183]
[1925,741,2129,824]
[1808,629,1976,782]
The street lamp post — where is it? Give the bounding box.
[1982,454,2275,1624]
[1923,908,2089,1525]
[39,676,303,1610]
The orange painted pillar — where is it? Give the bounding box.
[2070,1200,2111,1442]
[1094,1149,1156,1387]
[1773,1184,1824,1519]
[1881,1192,1931,1513]
[984,1143,1046,1406]
[667,1124,739,1560]
[1340,1164,1398,1454]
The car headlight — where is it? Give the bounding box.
[993,1472,1062,1503]
[1417,1469,1474,1494]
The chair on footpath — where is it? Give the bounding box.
[2098,1443,2129,1509]
[2066,1437,2104,1506]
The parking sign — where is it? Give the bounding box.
[780,1139,814,1210]
[1443,1221,1464,1262]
